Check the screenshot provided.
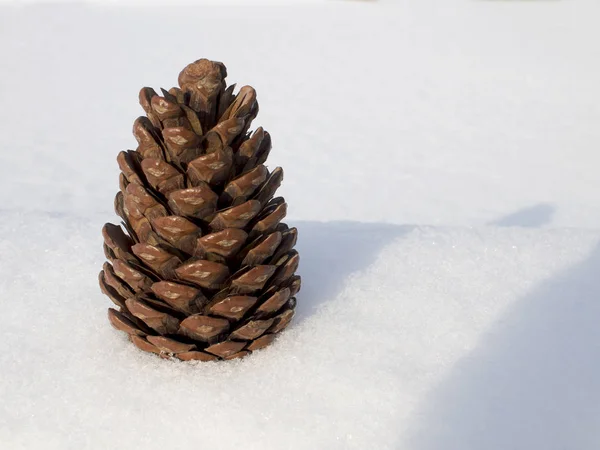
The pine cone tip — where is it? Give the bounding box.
[178,58,227,99]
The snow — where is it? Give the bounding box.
[1,1,600,449]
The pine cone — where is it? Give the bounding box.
[100,59,300,362]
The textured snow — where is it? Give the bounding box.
[1,1,600,449]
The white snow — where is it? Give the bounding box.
[1,1,600,449]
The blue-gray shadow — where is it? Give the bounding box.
[293,221,412,321]
[403,241,600,450]
[489,203,555,228]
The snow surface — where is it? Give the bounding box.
[1,1,600,449]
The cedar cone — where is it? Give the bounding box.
[100,59,300,361]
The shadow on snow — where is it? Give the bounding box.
[293,220,412,321]
[402,240,600,450]
[489,203,555,228]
